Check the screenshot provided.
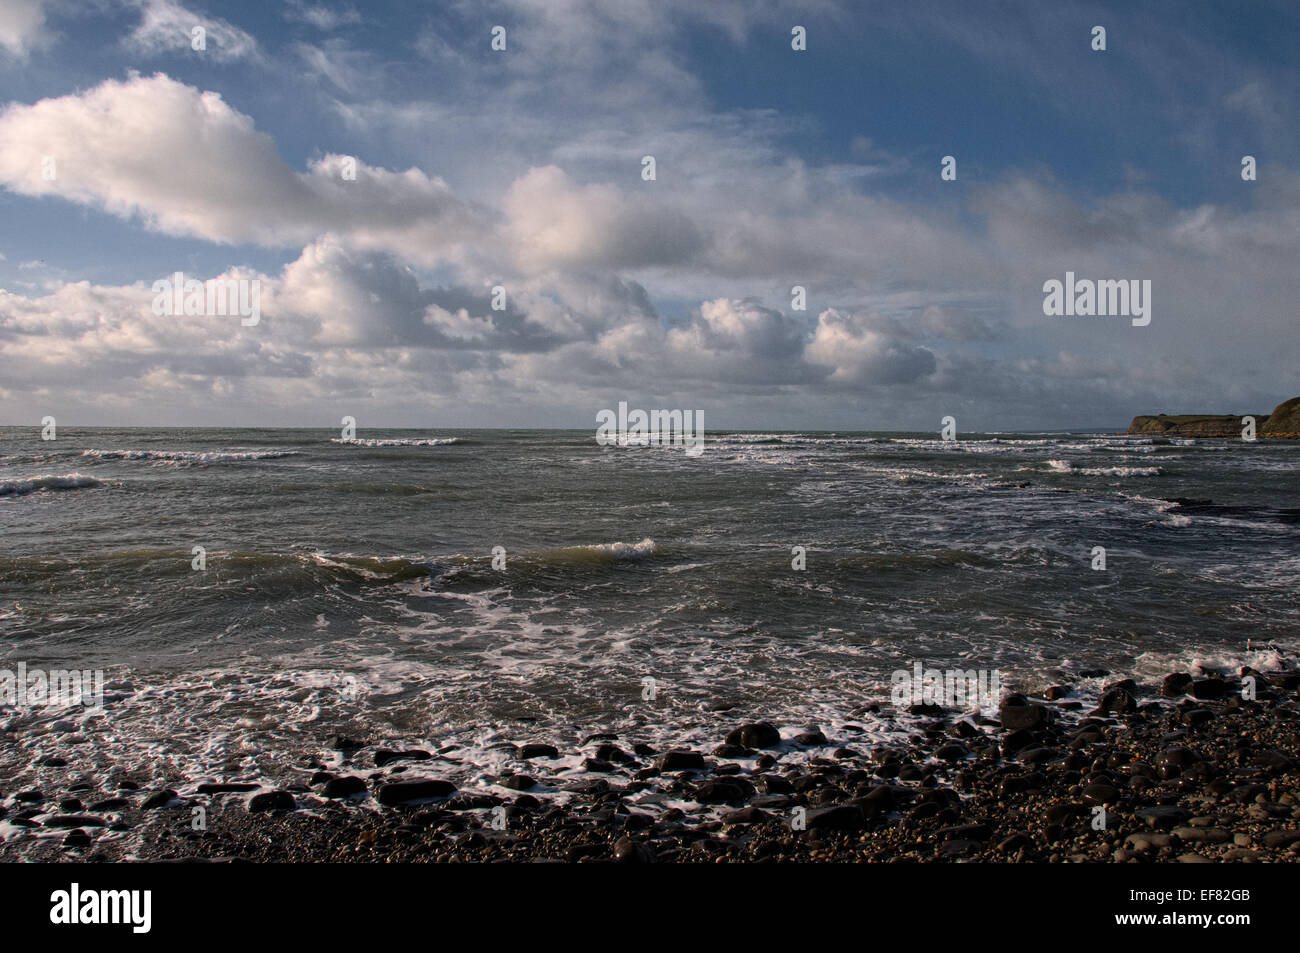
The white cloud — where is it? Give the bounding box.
[805,309,937,386]
[126,0,260,62]
[0,0,50,57]
[284,1,361,31]
[0,74,487,260]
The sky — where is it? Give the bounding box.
[0,0,1297,430]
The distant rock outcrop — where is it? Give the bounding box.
[1127,396,1298,438]
[1127,413,1264,438]
[1261,396,1300,437]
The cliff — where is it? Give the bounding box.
[1261,396,1300,437]
[1127,396,1298,437]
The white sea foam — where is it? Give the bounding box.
[81,448,296,463]
[581,538,658,560]
[0,473,103,496]
[331,437,459,447]
[1045,459,1160,477]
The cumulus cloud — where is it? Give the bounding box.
[3,3,1300,428]
[805,309,937,386]
[0,74,487,259]
[503,165,706,272]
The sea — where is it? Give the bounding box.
[1,427,1297,829]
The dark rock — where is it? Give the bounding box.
[140,789,178,809]
[376,779,457,805]
[1083,783,1120,805]
[713,744,753,758]
[1098,688,1137,713]
[321,776,368,799]
[1136,806,1189,829]
[443,793,503,811]
[1001,729,1035,756]
[519,743,560,760]
[1161,673,1193,697]
[723,806,773,825]
[1156,746,1200,778]
[694,779,754,804]
[43,814,106,828]
[997,833,1032,854]
[794,729,828,746]
[806,805,865,831]
[1261,829,1300,849]
[1046,803,1085,824]
[374,748,433,767]
[85,797,127,812]
[248,791,295,812]
[935,743,969,762]
[726,722,782,749]
[1252,749,1297,772]
[564,778,610,796]
[754,774,794,795]
[612,836,656,863]
[330,735,365,750]
[1188,679,1228,700]
[937,823,992,841]
[498,774,537,791]
[999,699,1050,731]
[1018,747,1063,765]
[654,750,705,772]
[595,744,633,764]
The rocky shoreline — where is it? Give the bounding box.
[3,662,1299,864]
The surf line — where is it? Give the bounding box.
[596,401,705,456]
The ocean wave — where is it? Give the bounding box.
[528,538,659,565]
[0,473,103,497]
[81,448,297,463]
[331,437,459,447]
[1045,459,1161,477]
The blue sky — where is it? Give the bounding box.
[0,0,1297,428]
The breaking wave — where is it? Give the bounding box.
[0,473,103,497]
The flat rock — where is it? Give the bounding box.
[42,814,106,828]
[519,743,560,759]
[376,779,456,805]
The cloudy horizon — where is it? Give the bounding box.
[1,0,1297,431]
